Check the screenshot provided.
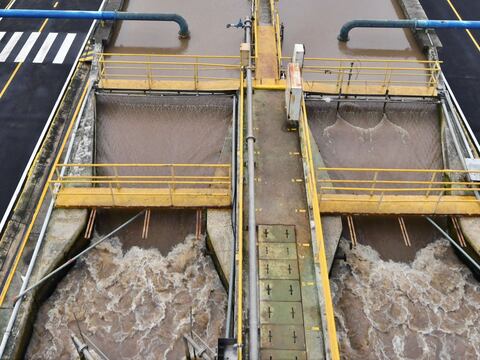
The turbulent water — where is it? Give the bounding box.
[26,235,226,359]
[332,238,480,359]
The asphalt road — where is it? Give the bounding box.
[0,0,102,227]
[420,0,480,138]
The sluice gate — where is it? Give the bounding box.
[0,0,479,358]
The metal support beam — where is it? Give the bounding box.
[13,210,144,302]
[426,217,480,272]
[0,9,190,38]
[338,19,480,42]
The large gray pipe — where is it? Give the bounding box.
[0,9,190,38]
[338,19,480,42]
[244,17,260,360]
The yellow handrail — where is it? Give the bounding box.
[300,99,340,359]
[318,167,480,173]
[101,53,240,59]
[98,54,241,89]
[282,57,441,94]
[58,163,230,167]
[283,56,442,64]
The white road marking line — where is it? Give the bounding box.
[52,33,76,64]
[14,32,40,63]
[33,32,58,64]
[0,32,6,42]
[0,32,22,62]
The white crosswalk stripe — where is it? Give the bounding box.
[33,32,58,64]
[15,32,40,63]
[0,32,22,62]
[53,33,76,64]
[0,32,80,64]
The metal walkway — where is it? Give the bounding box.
[251,90,338,359]
[97,53,241,91]
[317,167,480,215]
[51,164,232,209]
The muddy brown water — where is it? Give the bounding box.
[96,209,198,255]
[26,234,226,359]
[279,0,424,59]
[307,101,442,173]
[26,95,233,358]
[332,237,480,359]
[308,101,480,358]
[95,94,232,167]
[107,0,251,55]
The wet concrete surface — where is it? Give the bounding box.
[253,90,324,357]
[279,0,424,59]
[107,0,251,54]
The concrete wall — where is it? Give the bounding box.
[396,0,442,52]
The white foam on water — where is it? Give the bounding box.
[26,235,226,359]
[331,238,480,359]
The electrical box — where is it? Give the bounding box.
[240,43,249,67]
[292,43,305,68]
[285,62,303,122]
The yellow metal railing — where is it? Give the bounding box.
[49,163,232,208]
[51,163,230,190]
[300,100,340,359]
[318,167,480,209]
[282,57,442,95]
[271,0,282,75]
[98,53,241,90]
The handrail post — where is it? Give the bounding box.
[425,172,436,197]
[370,171,378,196]
[109,181,115,206]
[337,60,344,93]
[382,63,389,89]
[194,57,199,90]
[113,166,120,189]
[433,189,445,214]
[147,55,152,89]
[376,191,384,211]
[385,67,393,92]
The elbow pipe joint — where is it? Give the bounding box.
[114,12,190,38]
[0,9,190,38]
[338,19,480,42]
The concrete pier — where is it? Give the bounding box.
[252,90,331,359]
